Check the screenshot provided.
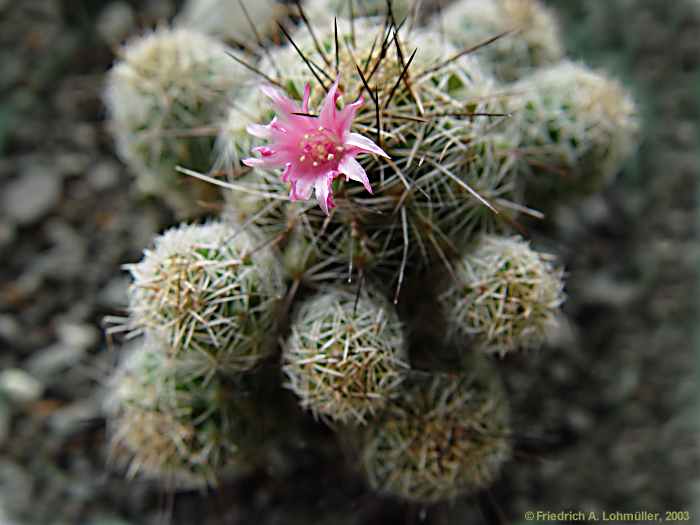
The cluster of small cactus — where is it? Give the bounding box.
[507,60,641,202]
[108,220,286,486]
[104,0,639,503]
[176,0,289,45]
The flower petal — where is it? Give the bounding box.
[261,85,300,116]
[253,146,275,156]
[246,117,276,138]
[242,152,287,168]
[335,96,364,137]
[289,174,315,201]
[242,157,266,167]
[314,173,336,215]
[244,75,377,213]
[339,155,372,194]
[319,77,341,130]
[301,83,311,113]
[280,163,292,182]
[345,132,390,158]
[246,123,269,138]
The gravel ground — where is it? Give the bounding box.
[0,1,697,524]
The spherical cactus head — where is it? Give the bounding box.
[509,61,640,203]
[229,18,522,286]
[126,221,285,372]
[176,0,289,45]
[104,338,259,488]
[104,27,250,217]
[439,0,564,81]
[439,234,565,356]
[302,0,415,26]
[358,361,511,503]
[283,286,409,425]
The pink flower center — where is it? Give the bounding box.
[298,127,345,168]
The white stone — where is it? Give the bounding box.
[96,2,135,45]
[2,167,61,225]
[0,368,43,403]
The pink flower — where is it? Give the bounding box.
[242,78,389,214]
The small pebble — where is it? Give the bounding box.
[48,399,100,435]
[0,399,9,445]
[55,152,91,176]
[26,343,86,381]
[576,273,640,307]
[57,322,99,351]
[0,315,20,342]
[97,2,135,46]
[98,276,130,308]
[89,161,121,191]
[2,167,61,225]
[0,368,44,403]
[0,221,16,249]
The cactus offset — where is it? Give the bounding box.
[283,287,408,424]
[105,27,251,216]
[439,0,564,82]
[358,363,511,503]
[508,61,640,201]
[439,234,565,356]
[105,339,259,487]
[125,221,285,372]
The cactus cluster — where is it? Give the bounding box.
[108,220,286,486]
[176,0,289,45]
[220,17,520,283]
[303,0,415,26]
[104,0,639,504]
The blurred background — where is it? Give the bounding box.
[0,0,698,523]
